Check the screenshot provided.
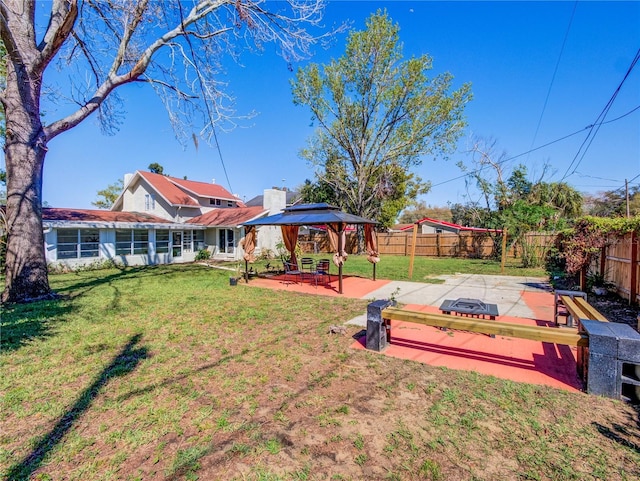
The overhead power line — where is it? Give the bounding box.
[430,103,640,189]
[560,47,640,181]
[527,1,578,163]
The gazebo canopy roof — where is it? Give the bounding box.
[242,203,377,227]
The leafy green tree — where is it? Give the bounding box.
[459,138,583,263]
[92,179,124,209]
[450,202,492,228]
[584,187,640,218]
[398,201,453,224]
[0,0,329,303]
[148,163,164,175]
[291,10,471,236]
[299,178,338,205]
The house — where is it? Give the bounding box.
[42,171,290,268]
[398,217,502,235]
[112,170,244,221]
[42,208,205,267]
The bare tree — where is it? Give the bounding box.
[0,0,331,303]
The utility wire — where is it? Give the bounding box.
[560,47,640,181]
[526,1,577,162]
[177,3,234,193]
[430,103,640,189]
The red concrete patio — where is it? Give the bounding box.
[245,273,582,392]
[246,273,391,298]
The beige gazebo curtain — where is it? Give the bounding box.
[365,224,380,264]
[242,226,257,262]
[327,223,348,267]
[281,225,300,267]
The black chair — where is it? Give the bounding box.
[300,257,315,282]
[283,261,302,284]
[313,259,331,286]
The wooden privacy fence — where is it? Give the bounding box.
[598,232,640,305]
[299,231,556,261]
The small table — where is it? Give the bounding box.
[439,298,499,320]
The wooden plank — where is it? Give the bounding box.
[382,307,588,347]
[573,297,609,322]
[559,295,591,323]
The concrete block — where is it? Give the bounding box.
[586,352,620,398]
[581,320,618,357]
[366,299,395,352]
[609,323,640,363]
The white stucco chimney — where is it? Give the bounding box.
[263,188,287,215]
[211,178,216,184]
[123,173,134,187]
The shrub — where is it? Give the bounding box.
[195,249,211,261]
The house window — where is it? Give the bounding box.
[209,198,221,206]
[133,230,148,254]
[227,201,233,207]
[156,230,170,254]
[57,229,99,260]
[145,194,156,211]
[116,229,149,255]
[435,228,443,234]
[183,230,193,253]
[194,230,205,251]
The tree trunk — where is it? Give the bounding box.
[1,45,52,303]
[2,138,51,303]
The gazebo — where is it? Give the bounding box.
[242,203,379,294]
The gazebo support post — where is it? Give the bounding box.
[338,223,344,294]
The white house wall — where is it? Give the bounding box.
[45,227,198,269]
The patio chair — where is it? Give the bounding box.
[283,261,302,284]
[313,259,331,287]
[300,257,315,282]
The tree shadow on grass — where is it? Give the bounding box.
[0,298,75,353]
[52,264,205,300]
[5,334,149,481]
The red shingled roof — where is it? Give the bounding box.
[138,171,240,206]
[137,171,199,206]
[43,208,173,224]
[188,206,267,227]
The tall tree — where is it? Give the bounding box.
[398,201,453,224]
[92,179,124,209]
[0,0,329,303]
[291,10,471,234]
[148,163,164,175]
[459,137,583,263]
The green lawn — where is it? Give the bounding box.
[240,254,548,282]
[1,264,638,480]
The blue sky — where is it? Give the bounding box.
[20,1,640,210]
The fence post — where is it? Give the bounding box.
[408,224,418,280]
[629,231,638,305]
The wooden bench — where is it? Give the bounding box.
[557,295,609,380]
[558,294,609,328]
[554,290,587,327]
[381,307,588,347]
